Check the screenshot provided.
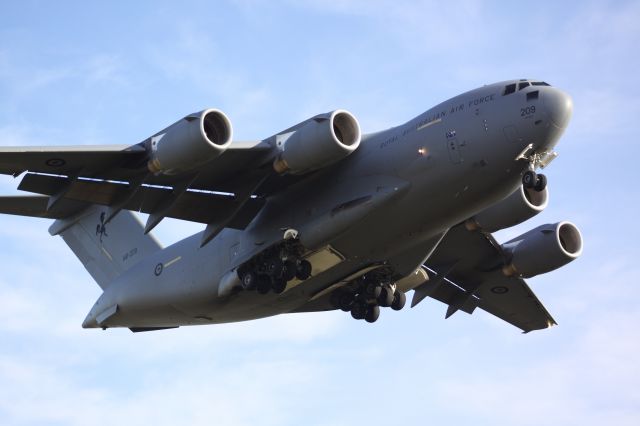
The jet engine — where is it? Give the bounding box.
[273,109,361,175]
[467,184,548,233]
[501,221,583,278]
[147,109,233,175]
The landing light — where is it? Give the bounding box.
[418,147,429,157]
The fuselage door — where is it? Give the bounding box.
[446,131,462,164]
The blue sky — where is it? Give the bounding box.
[0,1,639,425]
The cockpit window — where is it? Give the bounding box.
[503,83,516,95]
[518,82,530,90]
[531,81,550,86]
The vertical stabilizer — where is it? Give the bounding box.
[49,205,162,289]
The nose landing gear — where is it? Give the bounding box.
[522,170,547,192]
[516,143,555,193]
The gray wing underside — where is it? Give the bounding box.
[0,142,273,228]
[418,224,556,333]
[0,142,272,194]
[17,173,264,227]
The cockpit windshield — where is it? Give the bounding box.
[502,80,550,95]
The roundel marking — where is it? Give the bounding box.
[491,286,509,294]
[154,263,164,276]
[45,158,66,167]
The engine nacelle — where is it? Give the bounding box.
[273,109,361,175]
[147,109,233,175]
[501,221,583,278]
[467,184,548,233]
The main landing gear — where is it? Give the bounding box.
[237,240,312,295]
[330,274,406,323]
[522,170,547,192]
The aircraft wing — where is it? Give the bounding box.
[0,144,148,177]
[416,224,556,333]
[0,142,275,239]
[0,141,273,193]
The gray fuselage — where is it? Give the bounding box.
[84,80,571,329]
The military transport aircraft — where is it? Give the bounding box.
[0,79,582,333]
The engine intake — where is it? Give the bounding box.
[147,109,233,175]
[273,109,361,175]
[467,184,548,233]
[501,221,583,278]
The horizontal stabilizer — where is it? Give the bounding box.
[0,195,87,219]
[129,327,179,333]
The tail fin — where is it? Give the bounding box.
[49,205,162,289]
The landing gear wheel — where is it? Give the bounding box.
[365,305,380,323]
[331,290,355,312]
[296,260,312,280]
[266,258,283,278]
[534,173,547,192]
[241,271,257,290]
[378,286,394,307]
[271,278,287,294]
[256,275,271,295]
[522,170,537,188]
[338,292,355,312]
[391,291,406,311]
[364,281,382,299]
[351,302,367,320]
[282,259,297,281]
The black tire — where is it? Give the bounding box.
[351,302,366,320]
[364,280,382,299]
[534,173,547,192]
[266,258,284,278]
[391,291,406,311]
[296,260,312,280]
[256,275,271,295]
[241,270,257,290]
[378,286,394,307]
[338,292,355,312]
[271,278,287,294]
[365,305,380,323]
[522,170,537,188]
[282,259,297,281]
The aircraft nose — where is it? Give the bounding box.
[543,87,573,128]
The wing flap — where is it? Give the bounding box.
[18,173,265,228]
